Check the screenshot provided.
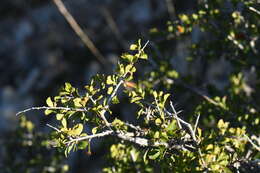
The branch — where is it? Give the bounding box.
[16,106,88,116]
[52,0,107,66]
[46,123,61,132]
[244,134,260,151]
[169,102,183,129]
[65,130,114,144]
[107,80,124,105]
[248,6,260,16]
[194,113,200,135]
[170,101,197,142]
[65,130,192,151]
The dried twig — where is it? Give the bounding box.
[170,101,197,142]
[46,123,61,132]
[52,0,107,66]
[64,129,192,150]
[194,113,200,135]
[16,106,88,116]
[169,102,183,129]
[244,134,260,151]
[65,130,114,144]
[125,122,142,132]
[248,6,260,16]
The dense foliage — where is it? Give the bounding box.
[14,0,259,172]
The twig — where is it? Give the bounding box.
[65,129,192,150]
[46,123,61,132]
[142,100,197,142]
[194,113,200,135]
[107,80,124,105]
[52,0,107,66]
[169,101,182,129]
[141,40,150,51]
[244,134,260,151]
[16,106,88,116]
[125,122,142,132]
[170,101,197,142]
[248,6,260,16]
[65,130,114,144]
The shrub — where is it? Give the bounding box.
[17,0,259,172]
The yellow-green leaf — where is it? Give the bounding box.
[61,118,67,128]
[130,44,138,50]
[45,109,53,115]
[107,86,113,95]
[46,97,54,107]
[56,113,64,120]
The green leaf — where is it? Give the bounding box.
[130,44,138,50]
[107,86,113,95]
[92,127,98,134]
[56,113,64,120]
[163,93,170,104]
[65,82,72,92]
[78,140,88,150]
[73,98,82,107]
[106,75,114,85]
[166,120,177,133]
[130,96,142,103]
[140,53,148,59]
[148,150,160,160]
[112,96,120,104]
[61,118,67,128]
[44,109,53,115]
[130,149,139,162]
[121,53,134,62]
[154,131,160,138]
[153,91,158,98]
[71,123,83,136]
[143,149,149,163]
[125,64,133,74]
[46,97,54,107]
[138,39,142,49]
[155,118,162,126]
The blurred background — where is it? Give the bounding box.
[0,0,198,172]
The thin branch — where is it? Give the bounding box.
[170,101,197,142]
[194,113,200,135]
[248,6,260,16]
[244,134,260,151]
[170,101,182,129]
[107,80,124,105]
[65,130,114,144]
[125,122,142,132]
[115,131,169,148]
[142,100,197,143]
[16,106,88,116]
[64,129,193,151]
[141,40,150,51]
[46,123,61,132]
[52,0,107,66]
